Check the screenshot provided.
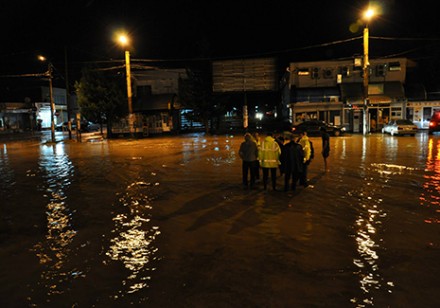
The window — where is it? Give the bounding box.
[297,68,310,76]
[376,64,386,77]
[388,62,401,71]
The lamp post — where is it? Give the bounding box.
[38,55,56,143]
[118,34,134,136]
[362,8,375,135]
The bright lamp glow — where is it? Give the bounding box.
[364,8,375,20]
[119,35,128,45]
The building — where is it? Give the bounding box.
[0,85,71,132]
[288,57,408,133]
[212,58,282,131]
[111,69,186,136]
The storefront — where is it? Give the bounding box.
[406,101,440,129]
[0,103,36,132]
[291,101,343,126]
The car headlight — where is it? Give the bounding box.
[341,127,346,131]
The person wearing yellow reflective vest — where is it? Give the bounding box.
[298,130,312,188]
[258,132,281,191]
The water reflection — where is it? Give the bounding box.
[32,143,77,299]
[421,138,440,223]
[106,181,161,298]
[180,135,237,166]
[0,144,15,196]
[350,160,397,307]
[206,135,237,166]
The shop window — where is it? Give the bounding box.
[297,68,310,76]
[376,64,386,77]
[388,62,401,71]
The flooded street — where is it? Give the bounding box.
[1,132,440,307]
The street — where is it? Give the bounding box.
[1,131,440,307]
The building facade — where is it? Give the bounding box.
[288,58,408,132]
[111,69,187,136]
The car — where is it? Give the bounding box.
[55,121,100,132]
[55,121,77,131]
[381,119,418,136]
[292,120,345,136]
[428,111,440,135]
[82,121,100,132]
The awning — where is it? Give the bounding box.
[368,95,391,104]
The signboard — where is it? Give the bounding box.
[212,58,277,92]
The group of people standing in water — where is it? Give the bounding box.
[238,127,330,192]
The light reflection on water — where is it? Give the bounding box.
[31,143,78,298]
[421,138,440,223]
[0,144,14,195]
[106,180,161,298]
[181,135,237,166]
[341,134,440,307]
[349,138,396,306]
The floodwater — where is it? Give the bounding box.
[1,132,440,307]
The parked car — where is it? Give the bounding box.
[82,121,100,132]
[55,121,100,132]
[381,119,418,136]
[292,120,345,136]
[428,111,440,135]
[55,121,76,131]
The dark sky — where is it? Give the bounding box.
[1,0,439,77]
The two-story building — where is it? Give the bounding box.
[288,57,408,132]
[129,69,186,135]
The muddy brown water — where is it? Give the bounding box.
[1,132,440,307]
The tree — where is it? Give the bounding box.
[179,62,225,134]
[75,67,125,135]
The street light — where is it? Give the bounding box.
[362,7,376,135]
[118,34,134,136]
[38,55,56,143]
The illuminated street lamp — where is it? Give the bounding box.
[362,7,376,135]
[118,34,134,136]
[38,55,56,143]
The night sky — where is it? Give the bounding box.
[1,0,439,78]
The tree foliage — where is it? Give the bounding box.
[75,67,126,131]
[178,63,226,133]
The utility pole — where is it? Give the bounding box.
[362,25,370,135]
[48,63,56,143]
[64,47,72,140]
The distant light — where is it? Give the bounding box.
[38,55,46,62]
[255,112,263,120]
[298,69,310,76]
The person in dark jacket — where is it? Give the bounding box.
[239,133,259,189]
[275,134,286,177]
[320,126,330,172]
[283,134,304,191]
